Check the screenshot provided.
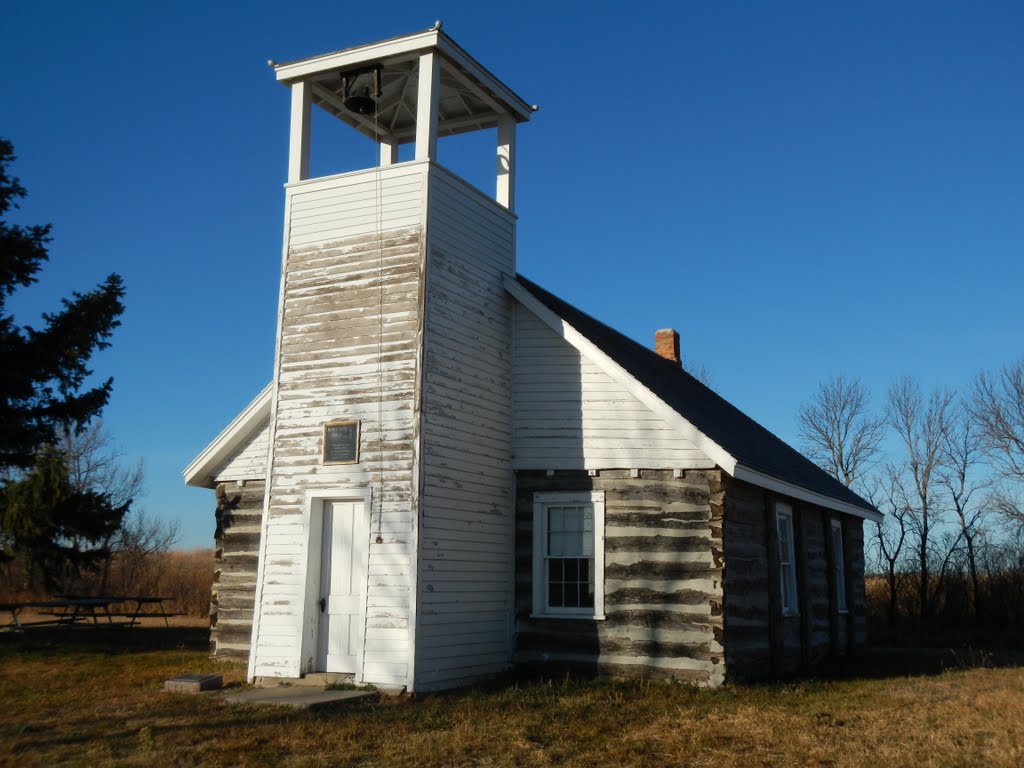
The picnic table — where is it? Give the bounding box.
[1,596,181,630]
[0,600,73,630]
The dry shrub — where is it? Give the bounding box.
[0,548,215,617]
[153,549,215,617]
[92,547,214,617]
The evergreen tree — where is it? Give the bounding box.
[0,139,127,590]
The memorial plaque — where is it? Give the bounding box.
[323,420,360,464]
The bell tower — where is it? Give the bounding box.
[276,22,532,205]
[249,27,533,692]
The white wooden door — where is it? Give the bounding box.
[316,500,367,673]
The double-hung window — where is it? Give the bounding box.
[831,519,848,613]
[775,502,798,616]
[532,491,605,619]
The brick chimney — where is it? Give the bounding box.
[654,328,680,365]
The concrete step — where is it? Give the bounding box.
[222,687,375,711]
[254,672,356,689]
[298,672,355,688]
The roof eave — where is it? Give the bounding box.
[272,28,533,122]
[733,465,883,522]
[182,384,273,489]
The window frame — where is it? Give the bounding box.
[532,491,606,620]
[775,502,799,617]
[830,518,848,614]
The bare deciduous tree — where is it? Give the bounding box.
[59,421,145,510]
[887,376,954,620]
[108,508,180,595]
[868,468,910,625]
[798,375,885,488]
[682,357,712,387]
[56,422,173,594]
[939,404,990,615]
[970,358,1024,526]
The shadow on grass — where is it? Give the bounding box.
[3,625,1021,686]
[0,625,210,655]
[816,644,1024,680]
[8,712,292,753]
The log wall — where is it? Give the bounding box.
[721,477,867,681]
[211,480,265,658]
[514,469,726,686]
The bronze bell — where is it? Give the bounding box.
[341,68,381,116]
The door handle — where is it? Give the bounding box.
[319,597,326,613]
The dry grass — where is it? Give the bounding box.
[0,632,1022,767]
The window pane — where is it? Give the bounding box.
[549,582,563,607]
[548,530,567,557]
[566,506,579,535]
[778,518,790,557]
[781,562,795,611]
[565,581,580,607]
[547,557,596,611]
[550,507,564,532]
[832,523,847,612]
[549,559,563,581]
[565,558,579,581]
[547,505,593,557]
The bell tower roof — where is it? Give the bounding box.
[272,25,534,145]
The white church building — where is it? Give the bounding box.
[185,26,879,693]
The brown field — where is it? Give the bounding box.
[0,628,1022,768]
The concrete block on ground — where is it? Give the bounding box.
[165,674,223,693]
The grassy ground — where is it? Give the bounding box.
[0,628,1022,767]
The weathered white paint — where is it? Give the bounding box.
[214,417,270,482]
[250,161,428,686]
[414,163,517,690]
[513,306,713,471]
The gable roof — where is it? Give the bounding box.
[508,274,880,521]
[182,384,272,489]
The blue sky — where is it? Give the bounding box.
[5,1,1023,548]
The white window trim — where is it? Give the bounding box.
[776,502,799,617]
[532,491,606,620]
[831,518,849,614]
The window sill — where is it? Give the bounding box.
[531,612,606,621]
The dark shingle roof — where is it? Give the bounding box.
[516,275,876,515]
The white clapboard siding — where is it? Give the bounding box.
[252,162,428,686]
[415,165,517,691]
[513,308,712,470]
[214,417,271,482]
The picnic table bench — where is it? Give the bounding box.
[2,596,182,630]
